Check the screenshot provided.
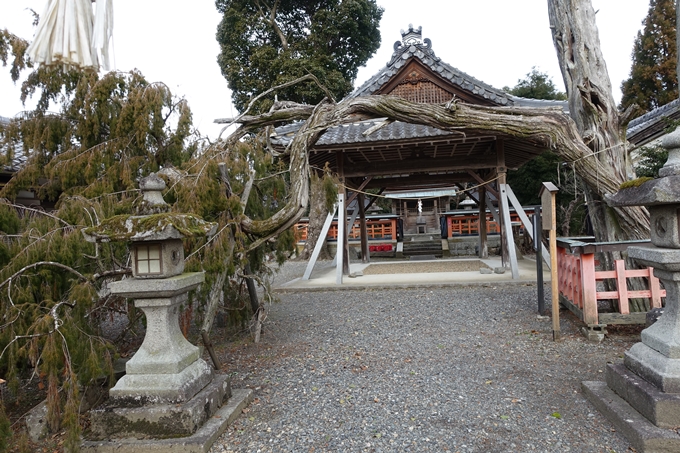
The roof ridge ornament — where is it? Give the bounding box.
[401,24,422,45]
[390,25,437,67]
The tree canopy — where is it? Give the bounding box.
[215,0,383,113]
[504,67,567,101]
[620,0,678,116]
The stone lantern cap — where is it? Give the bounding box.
[607,126,680,208]
[82,173,217,243]
[82,212,217,243]
[606,174,680,208]
[82,174,217,278]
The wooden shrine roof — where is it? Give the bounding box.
[270,26,568,192]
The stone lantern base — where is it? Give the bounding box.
[583,245,680,452]
[82,272,253,451]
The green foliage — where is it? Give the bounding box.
[0,45,294,447]
[215,0,383,113]
[0,29,31,83]
[620,0,677,116]
[635,144,668,178]
[504,67,567,100]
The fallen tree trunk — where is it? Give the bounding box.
[231,95,648,246]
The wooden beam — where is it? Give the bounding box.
[467,170,499,199]
[343,156,498,177]
[346,176,373,206]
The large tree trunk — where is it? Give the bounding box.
[548,0,649,242]
[299,172,332,260]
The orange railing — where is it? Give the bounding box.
[446,212,528,237]
[557,238,665,326]
[295,218,397,242]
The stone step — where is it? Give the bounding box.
[582,380,680,453]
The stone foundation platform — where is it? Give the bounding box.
[82,387,253,453]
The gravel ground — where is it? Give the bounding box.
[362,260,491,275]
[210,261,637,453]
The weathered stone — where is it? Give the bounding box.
[479,268,493,274]
[606,363,680,428]
[108,272,204,299]
[647,307,665,327]
[660,128,680,177]
[493,267,506,274]
[89,375,230,440]
[24,400,49,442]
[82,388,253,453]
[606,174,680,208]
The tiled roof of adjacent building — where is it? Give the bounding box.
[626,98,680,146]
[350,25,514,105]
[0,115,27,171]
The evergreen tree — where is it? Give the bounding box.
[504,67,567,100]
[620,0,678,116]
[0,29,295,449]
[215,0,383,113]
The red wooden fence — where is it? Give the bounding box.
[557,238,665,326]
[295,218,397,243]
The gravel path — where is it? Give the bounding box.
[211,262,637,453]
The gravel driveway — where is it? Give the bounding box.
[210,262,636,453]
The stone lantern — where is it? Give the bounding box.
[81,174,252,451]
[584,129,680,450]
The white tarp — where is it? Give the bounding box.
[26,0,113,70]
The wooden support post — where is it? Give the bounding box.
[496,140,511,268]
[479,186,488,259]
[650,268,663,308]
[303,204,338,280]
[336,192,345,285]
[505,184,551,268]
[499,183,519,279]
[540,182,561,340]
[342,193,350,276]
[336,153,345,284]
[615,260,630,314]
[359,193,369,263]
[580,253,599,326]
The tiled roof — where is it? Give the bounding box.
[272,26,568,148]
[350,24,568,112]
[0,116,27,172]
[626,98,680,145]
[271,118,458,147]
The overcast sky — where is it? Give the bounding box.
[1,1,650,139]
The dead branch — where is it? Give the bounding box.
[0,261,88,290]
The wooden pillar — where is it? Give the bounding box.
[359,192,369,263]
[478,185,488,259]
[336,153,346,284]
[496,141,509,266]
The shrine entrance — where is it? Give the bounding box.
[272,26,566,283]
